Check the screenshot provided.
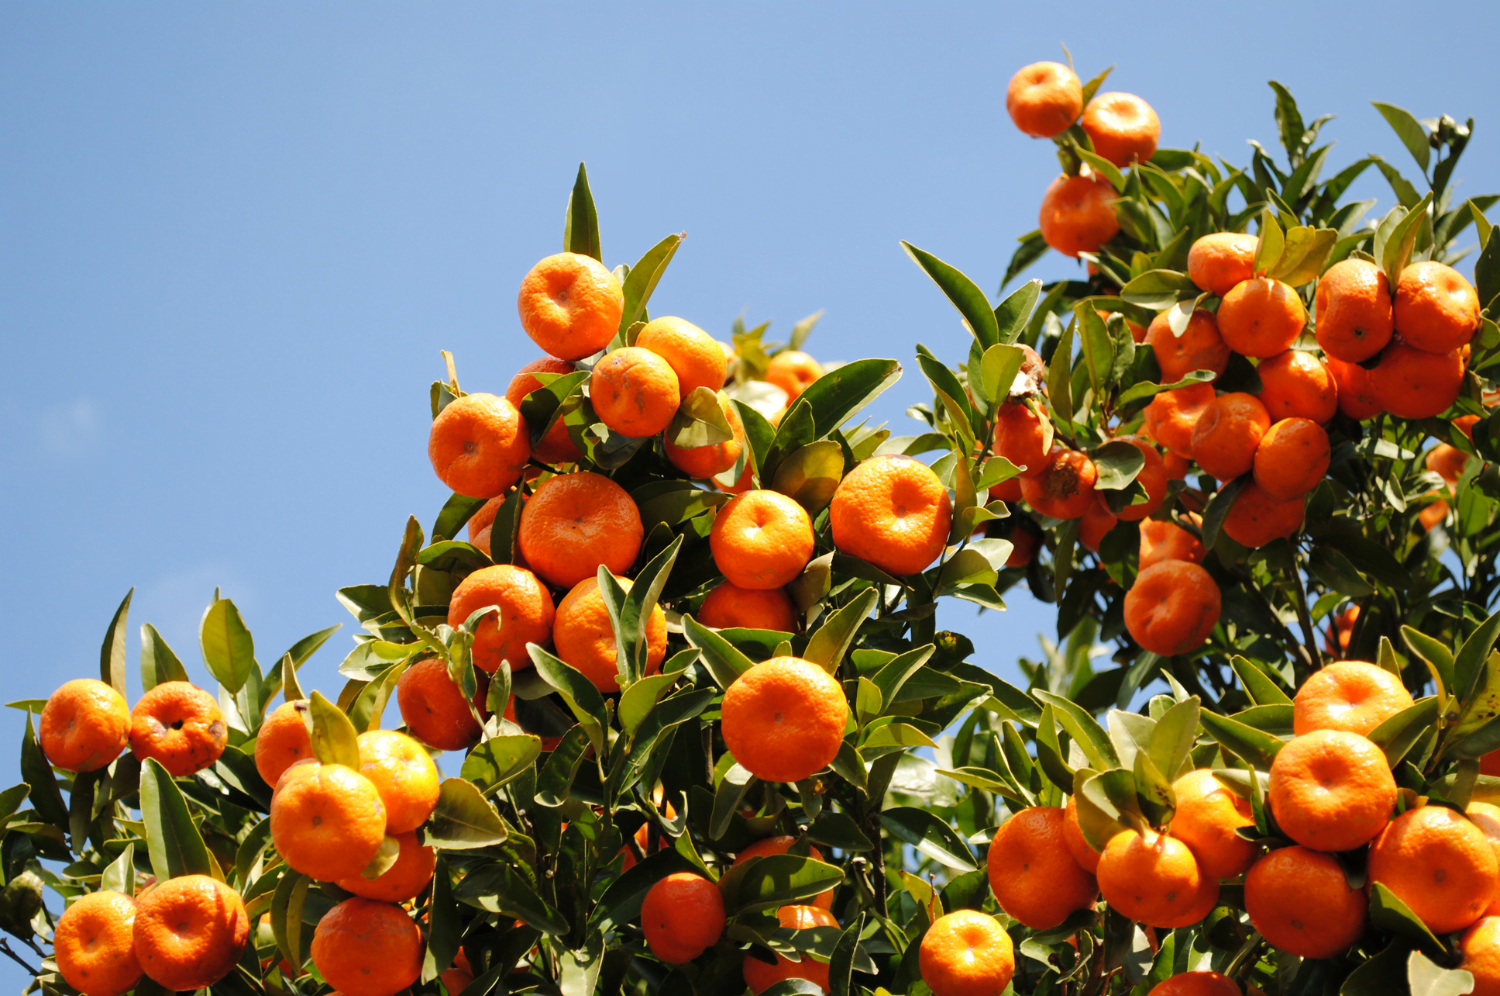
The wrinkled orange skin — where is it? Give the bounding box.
[132,875,249,993]
[1190,392,1270,481]
[517,472,644,588]
[1257,349,1338,424]
[129,681,228,778]
[310,898,423,996]
[41,678,130,773]
[1146,310,1230,383]
[1187,233,1257,296]
[1144,383,1217,458]
[427,392,531,499]
[1006,61,1082,138]
[1370,338,1465,419]
[1139,517,1206,569]
[1039,174,1119,257]
[54,890,143,996]
[516,252,623,360]
[1268,729,1395,852]
[1020,448,1098,520]
[1222,482,1305,549]
[1123,560,1221,656]
[1253,417,1330,500]
[255,700,313,787]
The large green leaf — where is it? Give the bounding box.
[528,645,607,754]
[140,623,189,691]
[796,358,901,441]
[462,735,542,795]
[138,757,212,880]
[681,614,756,689]
[619,233,682,332]
[879,807,976,871]
[307,690,362,770]
[901,242,1000,347]
[725,853,846,915]
[804,589,880,675]
[563,161,601,260]
[1199,710,1284,769]
[201,597,256,694]
[427,778,509,849]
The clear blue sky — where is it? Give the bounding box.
[2,2,1498,958]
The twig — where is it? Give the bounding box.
[0,938,39,976]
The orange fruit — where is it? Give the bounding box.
[554,574,667,693]
[742,905,838,994]
[829,455,953,576]
[1039,173,1119,258]
[1256,350,1338,424]
[1368,805,1498,934]
[466,495,503,556]
[129,681,228,777]
[1217,277,1307,358]
[506,357,582,464]
[1292,661,1414,737]
[1164,448,1192,478]
[1081,92,1160,167]
[40,678,130,773]
[765,350,823,401]
[720,656,847,783]
[1139,516,1206,569]
[665,392,745,479]
[356,729,440,833]
[336,830,436,902]
[1123,560,1221,656]
[1079,495,1118,554]
[517,471,644,588]
[1245,845,1365,958]
[1485,752,1500,777]
[1156,874,1221,929]
[1112,436,1168,521]
[1146,309,1231,384]
[640,872,726,964]
[1325,355,1384,420]
[1005,61,1083,138]
[1461,917,1500,996]
[1006,527,1039,567]
[710,490,816,589]
[271,759,388,880]
[1221,482,1305,549]
[1429,441,1471,484]
[53,890,143,996]
[1019,447,1098,520]
[1190,392,1270,481]
[637,316,729,399]
[516,252,623,361]
[1253,417,1329,500]
[1467,802,1500,915]
[446,564,555,674]
[989,475,1024,503]
[1148,972,1240,996]
[589,346,680,438]
[1369,338,1465,419]
[919,909,1015,996]
[1328,604,1360,654]
[441,952,475,996]
[310,898,423,996]
[1267,728,1395,852]
[727,836,836,909]
[1187,233,1258,297]
[1097,829,1202,928]
[1315,259,1395,363]
[1169,770,1257,880]
[132,875,250,992]
[986,806,1097,929]
[396,657,483,752]
[427,393,531,499]
[1420,492,1453,531]
[993,401,1051,478]
[1143,383,1217,458]
[255,700,313,787]
[1062,795,1101,874]
[698,582,799,633]
[1395,260,1481,353]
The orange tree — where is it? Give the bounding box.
[8,58,1500,996]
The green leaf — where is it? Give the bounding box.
[978,343,1026,405]
[771,441,846,514]
[728,854,846,914]
[1076,302,1115,397]
[1077,149,1126,191]
[1403,625,1456,699]
[618,673,678,736]
[1266,227,1339,287]
[1369,882,1444,952]
[872,645,937,711]
[1342,940,1414,996]
[1371,103,1431,173]
[1254,209,1285,275]
[1269,81,1308,165]
[138,757,212,880]
[1079,767,1145,843]
[140,623,189,691]
[1034,690,1119,770]
[20,713,67,827]
[1047,316,1075,425]
[805,588,880,674]
[100,842,134,896]
[681,614,757,689]
[901,241,1001,347]
[828,912,866,996]
[760,398,817,485]
[563,162,601,260]
[619,233,682,332]
[603,536,681,686]
[461,735,542,795]
[201,597,256,694]
[1454,608,1500,706]
[528,645,607,755]
[797,358,902,440]
[995,279,1042,344]
[428,777,509,848]
[1119,270,1197,311]
[536,725,591,808]
[1230,657,1292,706]
[518,370,590,450]
[1199,476,1248,551]
[666,386,734,449]
[1382,192,1433,287]
[99,589,133,697]
[1408,951,1475,996]
[879,807,976,871]
[1001,231,1050,290]
[1133,750,1175,826]
[1093,440,1145,491]
[807,812,874,852]
[430,492,487,543]
[1199,710,1284,769]
[271,869,310,970]
[711,763,756,839]
[421,858,460,983]
[1147,697,1201,782]
[307,690,362,770]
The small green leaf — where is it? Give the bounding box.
[461,735,542,795]
[1199,710,1284,769]
[1254,209,1286,275]
[528,645,608,755]
[428,777,510,848]
[1119,270,1198,311]
[1093,440,1145,490]
[619,233,682,333]
[805,589,880,674]
[1404,625,1456,700]
[306,691,362,770]
[99,589,133,698]
[1371,103,1431,173]
[879,807,976,871]
[201,597,256,694]
[140,623,189,691]
[271,870,310,970]
[563,162,601,260]
[901,242,1001,347]
[1382,192,1434,287]
[681,614,757,689]
[771,441,846,514]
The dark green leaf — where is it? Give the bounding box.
[99,589,133,697]
[879,807,976,871]
[139,757,212,880]
[431,493,487,543]
[528,645,607,754]
[1001,231,1050,291]
[535,725,590,807]
[805,588,879,674]
[462,735,542,795]
[20,713,67,827]
[1199,710,1284,769]
[902,241,1001,347]
[798,358,902,441]
[728,854,846,914]
[1369,882,1443,952]
[682,614,757,689]
[1455,609,1500,705]
[563,162,601,260]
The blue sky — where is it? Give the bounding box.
[2,2,1499,959]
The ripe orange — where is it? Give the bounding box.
[1039,173,1119,257]
[1148,972,1240,996]
[727,836,835,910]
[720,656,847,783]
[466,495,503,556]
[517,471,644,588]
[446,564,555,673]
[1111,436,1168,521]
[1062,795,1101,873]
[640,872,726,965]
[993,401,1051,478]
[1395,260,1481,353]
[710,490,816,589]
[1245,845,1365,958]
[1429,436,1472,484]
[396,657,483,752]
[1081,92,1160,167]
[1190,392,1270,481]
[1221,482,1305,549]
[1461,917,1500,996]
[1267,728,1395,852]
[129,681,228,777]
[1325,355,1384,420]
[1157,874,1221,929]
[1253,417,1329,500]
[1006,61,1083,138]
[664,392,744,478]
[310,898,423,996]
[1368,805,1498,934]
[741,905,838,994]
[1187,233,1257,296]
[516,252,623,361]
[1007,527,1039,567]
[829,455,953,576]
[989,475,1024,503]
[41,678,130,773]
[698,582,799,633]
[1467,802,1500,915]
[1255,350,1338,424]
[1219,277,1308,359]
[1292,661,1414,737]
[590,346,681,438]
[1019,447,1098,520]
[986,806,1097,929]
[637,316,729,399]
[255,700,313,787]
[53,890,143,996]
[1079,496,1118,554]
[427,393,531,499]
[1096,829,1202,927]
[356,729,440,833]
[440,950,474,996]
[271,759,388,880]
[506,357,582,464]
[554,574,667,693]
[1369,338,1464,419]
[919,909,1016,996]
[1139,516,1206,569]
[765,350,823,400]
[1143,383,1217,458]
[1146,309,1231,384]
[1123,560,1221,656]
[336,830,436,902]
[1315,259,1395,363]
[132,874,250,992]
[1170,769,1257,880]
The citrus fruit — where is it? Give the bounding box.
[1143,383,1217,458]
[710,489,816,589]
[1369,338,1465,418]
[336,830,436,902]
[1190,391,1270,481]
[1111,436,1168,521]
[640,872,726,965]
[129,681,228,777]
[1267,728,1395,852]
[1005,61,1083,138]
[1139,516,1206,569]
[741,904,837,994]
[1394,260,1481,353]
[727,836,836,909]
[919,909,1015,996]
[1367,804,1498,934]
[53,890,143,996]
[1156,874,1222,929]
[356,729,440,833]
[766,350,823,400]
[506,357,582,464]
[1080,495,1118,554]
[1039,173,1119,257]
[446,564,555,673]
[40,678,130,773]
[1019,447,1098,520]
[1292,661,1414,737]
[1325,355,1384,420]
[1170,769,1257,880]
[516,251,623,361]
[255,699,313,787]
[396,657,484,752]
[1097,829,1202,928]
[1244,845,1365,958]
[1123,560,1221,656]
[1315,259,1394,363]
[1145,309,1231,383]
[829,455,953,576]
[132,874,250,992]
[1221,483,1305,549]
[590,346,681,438]
[310,898,423,996]
[1217,277,1307,358]
[698,582,798,633]
[427,392,531,499]
[1062,795,1101,874]
[1187,233,1257,296]
[466,495,503,557]
[554,574,667,693]
[1081,92,1160,166]
[270,759,388,881]
[986,806,1097,929]
[1461,916,1500,996]
[1148,972,1240,996]
[664,392,744,478]
[1255,349,1338,423]
[993,400,1051,477]
[517,471,644,588]
[637,316,729,399]
[1468,801,1500,915]
[720,656,847,783]
[1253,417,1330,500]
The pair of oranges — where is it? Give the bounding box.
[40,678,227,779]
